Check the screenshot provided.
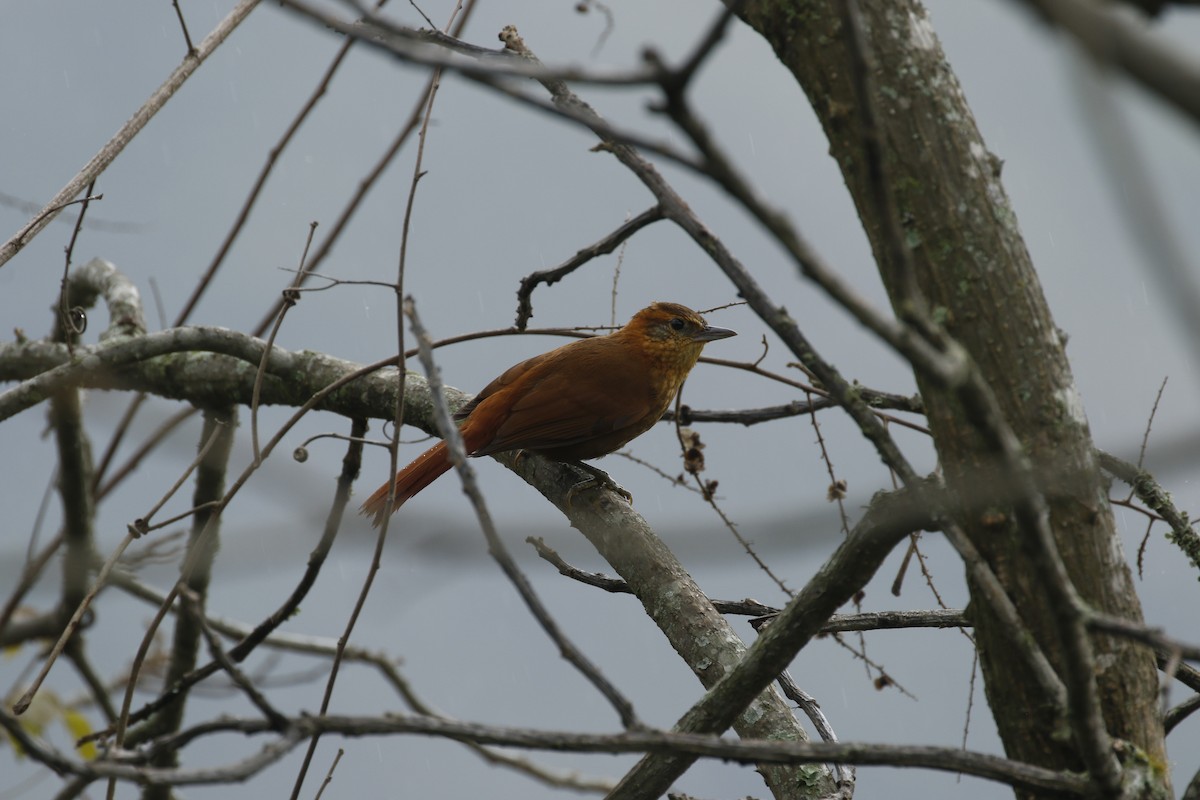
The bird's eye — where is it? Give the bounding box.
[670,317,685,331]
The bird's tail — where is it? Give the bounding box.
[359,442,451,527]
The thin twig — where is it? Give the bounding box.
[95,418,366,739]
[58,182,99,357]
[672,390,791,596]
[92,0,384,500]
[775,671,854,790]
[838,3,1121,792]
[514,204,665,329]
[289,3,471,794]
[0,0,261,267]
[95,407,197,499]
[1085,612,1200,661]
[313,749,345,800]
[528,536,972,632]
[1101,450,1200,578]
[406,296,643,730]
[63,638,119,724]
[1127,376,1169,576]
[188,590,289,731]
[171,0,197,55]
[0,532,65,648]
[808,389,852,535]
[252,222,317,463]
[1137,377,1168,472]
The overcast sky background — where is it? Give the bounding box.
[3,1,1200,798]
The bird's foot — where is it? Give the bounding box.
[565,461,632,508]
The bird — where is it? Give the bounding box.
[359,301,736,526]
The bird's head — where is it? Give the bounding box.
[621,302,736,369]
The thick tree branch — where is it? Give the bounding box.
[0,327,400,423]
[608,486,929,799]
[7,320,816,786]
[727,2,1168,793]
[136,408,236,785]
[0,708,1090,796]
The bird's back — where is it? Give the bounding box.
[460,333,672,461]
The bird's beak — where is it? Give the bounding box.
[693,324,736,342]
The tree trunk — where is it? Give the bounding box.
[733,1,1168,795]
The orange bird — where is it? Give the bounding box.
[360,302,735,526]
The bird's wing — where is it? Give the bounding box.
[467,341,658,457]
[454,349,556,422]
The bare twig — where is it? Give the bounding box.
[93,0,384,501]
[369,0,460,541]
[0,0,261,267]
[313,749,344,800]
[514,205,665,329]
[252,222,317,463]
[1136,377,1169,472]
[0,708,1092,796]
[672,392,791,595]
[0,532,65,648]
[1165,693,1200,735]
[171,0,197,55]
[775,671,854,790]
[63,638,119,723]
[58,182,99,357]
[808,390,852,535]
[836,3,1121,793]
[290,2,471,794]
[607,487,923,798]
[129,407,237,787]
[1013,0,1200,127]
[406,296,643,730]
[1085,612,1200,662]
[1101,450,1200,576]
[95,407,196,499]
[248,2,470,339]
[529,534,972,633]
[188,590,289,731]
[1127,377,1169,575]
[94,417,366,739]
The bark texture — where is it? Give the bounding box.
[733,1,1167,795]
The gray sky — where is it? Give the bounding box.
[3,1,1199,797]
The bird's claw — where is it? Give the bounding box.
[565,463,632,509]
